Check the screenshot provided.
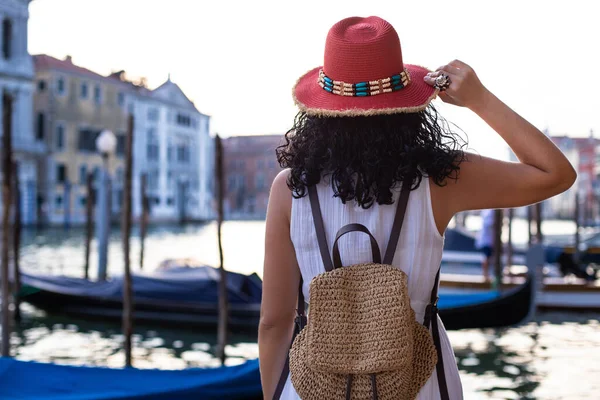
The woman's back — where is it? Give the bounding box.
[280,177,463,400]
[291,178,442,323]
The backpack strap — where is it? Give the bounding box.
[424,267,450,400]
[272,279,306,400]
[332,223,382,268]
[382,174,413,265]
[308,185,334,272]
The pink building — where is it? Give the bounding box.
[552,133,598,221]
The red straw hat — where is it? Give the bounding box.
[293,16,438,117]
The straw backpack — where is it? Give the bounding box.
[273,177,451,400]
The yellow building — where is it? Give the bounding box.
[33,54,129,226]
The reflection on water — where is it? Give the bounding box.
[11,304,257,370]
[9,222,600,399]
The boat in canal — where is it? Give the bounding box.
[19,258,534,331]
[0,356,262,400]
[20,263,263,332]
[442,228,600,311]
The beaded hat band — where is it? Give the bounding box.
[318,69,411,97]
[292,16,439,117]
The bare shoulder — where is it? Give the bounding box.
[268,169,292,222]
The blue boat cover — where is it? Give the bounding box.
[21,265,262,305]
[0,357,262,400]
[438,290,500,308]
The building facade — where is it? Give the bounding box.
[222,134,283,219]
[551,134,597,221]
[0,0,43,225]
[33,54,129,226]
[124,76,213,222]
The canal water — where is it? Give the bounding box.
[7,220,600,399]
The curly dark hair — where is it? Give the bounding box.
[276,105,467,208]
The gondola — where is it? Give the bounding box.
[20,264,262,332]
[0,357,262,400]
[437,270,533,330]
[20,259,534,332]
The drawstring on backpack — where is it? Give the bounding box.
[345,373,379,400]
[370,373,378,400]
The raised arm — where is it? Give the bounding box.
[424,60,577,230]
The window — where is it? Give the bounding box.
[167,198,174,206]
[93,85,101,104]
[228,175,237,191]
[2,19,12,59]
[79,165,87,185]
[36,113,45,141]
[116,168,124,184]
[80,196,87,207]
[147,108,159,121]
[55,124,65,150]
[92,167,100,183]
[56,164,67,184]
[37,80,47,92]
[117,92,125,107]
[116,134,126,156]
[255,173,265,190]
[147,142,159,161]
[80,82,88,99]
[57,77,66,95]
[177,145,190,163]
[176,113,191,127]
[55,195,63,207]
[147,128,159,160]
[149,171,159,191]
[78,128,100,152]
[167,144,173,161]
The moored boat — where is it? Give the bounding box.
[0,356,262,400]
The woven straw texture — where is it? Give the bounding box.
[292,16,438,116]
[289,263,438,399]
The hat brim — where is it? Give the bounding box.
[293,65,438,117]
[289,320,438,400]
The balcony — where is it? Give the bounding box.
[2,134,47,154]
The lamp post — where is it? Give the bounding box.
[95,129,117,281]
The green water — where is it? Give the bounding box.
[5,222,600,399]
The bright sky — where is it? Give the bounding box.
[29,0,599,159]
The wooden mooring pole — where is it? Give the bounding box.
[215,134,228,365]
[507,208,514,270]
[526,206,533,245]
[492,209,503,289]
[11,161,21,322]
[535,202,543,244]
[1,92,14,357]
[139,173,148,270]
[574,193,581,264]
[84,172,94,280]
[122,114,134,367]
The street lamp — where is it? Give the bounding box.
[95,129,116,280]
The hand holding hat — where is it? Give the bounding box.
[424,60,489,110]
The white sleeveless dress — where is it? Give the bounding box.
[279,177,463,400]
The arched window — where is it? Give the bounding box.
[2,18,12,59]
